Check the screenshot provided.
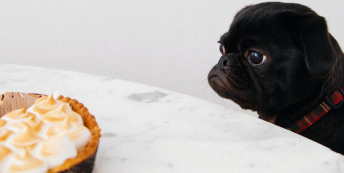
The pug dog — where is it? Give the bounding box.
[208,2,344,154]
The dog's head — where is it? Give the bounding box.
[208,2,343,123]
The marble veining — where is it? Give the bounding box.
[0,64,344,173]
[128,90,168,103]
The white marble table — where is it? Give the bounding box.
[1,64,344,173]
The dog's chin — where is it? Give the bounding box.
[208,68,256,110]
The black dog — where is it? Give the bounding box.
[208,2,344,154]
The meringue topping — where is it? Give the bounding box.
[0,119,6,127]
[45,116,72,137]
[43,104,83,125]
[4,149,48,173]
[0,145,11,163]
[11,123,41,148]
[46,116,91,151]
[0,129,13,142]
[0,94,92,173]
[11,114,44,133]
[30,95,64,115]
[1,107,32,125]
[35,133,77,168]
[68,123,91,152]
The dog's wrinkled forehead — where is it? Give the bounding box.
[220,2,314,53]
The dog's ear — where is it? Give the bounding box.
[298,14,336,78]
[283,10,337,78]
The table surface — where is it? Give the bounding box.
[1,64,344,173]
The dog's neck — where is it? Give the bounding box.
[258,90,323,127]
[262,78,344,132]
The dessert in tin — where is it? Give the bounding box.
[0,92,101,173]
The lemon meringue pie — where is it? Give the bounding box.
[0,92,101,173]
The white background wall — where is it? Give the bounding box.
[1,0,343,116]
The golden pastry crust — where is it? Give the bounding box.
[48,96,101,173]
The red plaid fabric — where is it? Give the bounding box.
[329,90,343,105]
[288,90,344,133]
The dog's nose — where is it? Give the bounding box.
[217,55,235,69]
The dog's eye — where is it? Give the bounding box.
[247,50,266,65]
[219,44,226,55]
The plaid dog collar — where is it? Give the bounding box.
[288,88,344,133]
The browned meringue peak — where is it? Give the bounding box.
[37,133,77,168]
[43,103,83,125]
[45,116,72,137]
[68,123,91,152]
[31,94,64,115]
[45,116,90,151]
[6,148,48,173]
[11,122,41,148]
[11,113,44,133]
[2,107,30,121]
[0,129,13,142]
[0,145,11,163]
[0,119,7,127]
